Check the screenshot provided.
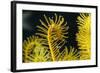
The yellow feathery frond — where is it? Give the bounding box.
[36,13,68,61]
[39,19,48,29]
[63,47,80,60]
[23,35,51,63]
[37,25,48,34]
[76,13,91,60]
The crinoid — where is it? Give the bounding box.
[23,35,51,62]
[36,13,69,61]
[76,13,91,60]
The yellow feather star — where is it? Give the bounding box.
[36,13,68,61]
[23,35,51,62]
[76,13,91,60]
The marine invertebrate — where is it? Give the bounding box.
[23,35,51,62]
[36,13,68,61]
[76,13,91,60]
